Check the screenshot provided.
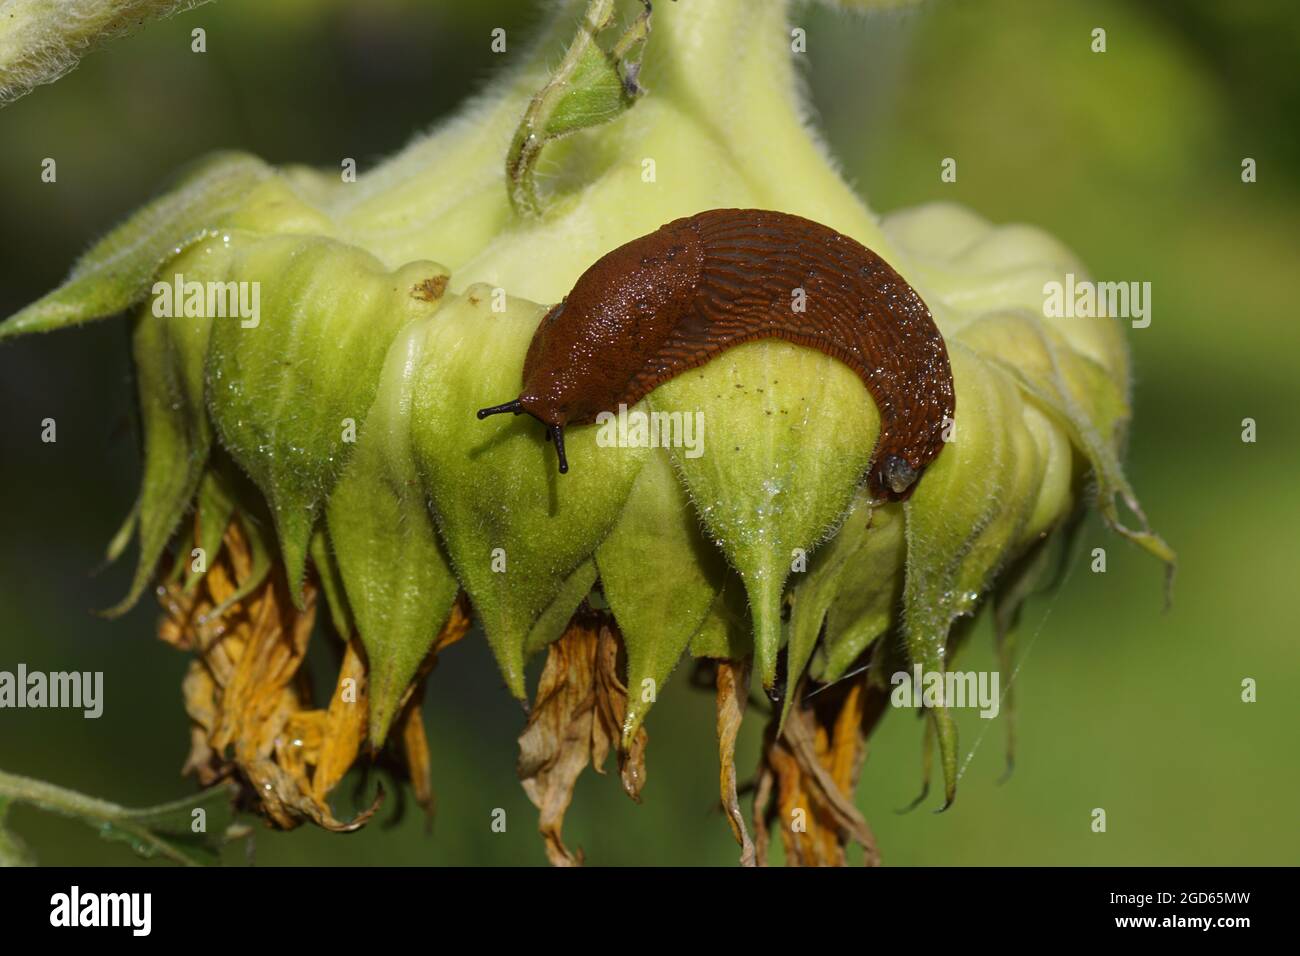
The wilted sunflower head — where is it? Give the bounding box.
[0,0,1171,865]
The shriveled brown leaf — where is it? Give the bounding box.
[592,618,647,801]
[399,696,434,818]
[517,607,648,866]
[753,670,881,867]
[179,661,222,785]
[518,616,598,866]
[751,756,774,867]
[160,515,378,831]
[310,637,370,800]
[208,578,315,757]
[715,658,756,867]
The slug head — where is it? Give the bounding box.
[878,454,920,499]
[475,399,571,473]
[476,225,703,475]
[475,300,583,475]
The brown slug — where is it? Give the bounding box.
[477,208,954,499]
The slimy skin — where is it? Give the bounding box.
[477,208,954,499]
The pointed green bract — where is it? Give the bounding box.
[103,243,224,616]
[784,491,874,725]
[596,445,729,743]
[957,311,1126,447]
[0,154,271,342]
[900,343,1041,806]
[647,340,881,694]
[184,467,237,594]
[884,201,1171,578]
[957,310,1174,574]
[104,497,140,565]
[991,521,1076,779]
[524,559,600,657]
[205,235,450,602]
[327,316,460,745]
[409,286,645,698]
[816,501,906,683]
[688,571,754,661]
[309,528,354,641]
[950,375,1044,608]
[1016,400,1075,547]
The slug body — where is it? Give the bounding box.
[478,208,954,499]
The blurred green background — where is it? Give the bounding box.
[1,0,1296,866]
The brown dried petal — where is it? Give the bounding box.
[715,658,756,867]
[517,607,648,866]
[754,672,880,867]
[592,619,647,801]
[310,637,369,801]
[161,515,379,831]
[399,697,434,818]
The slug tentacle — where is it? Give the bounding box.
[477,400,524,419]
[475,209,954,498]
[550,425,569,474]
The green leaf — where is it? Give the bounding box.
[106,786,242,866]
[547,35,628,133]
[409,286,645,697]
[648,339,881,694]
[506,0,652,217]
[0,153,271,341]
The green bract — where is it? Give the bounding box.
[0,0,1171,819]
